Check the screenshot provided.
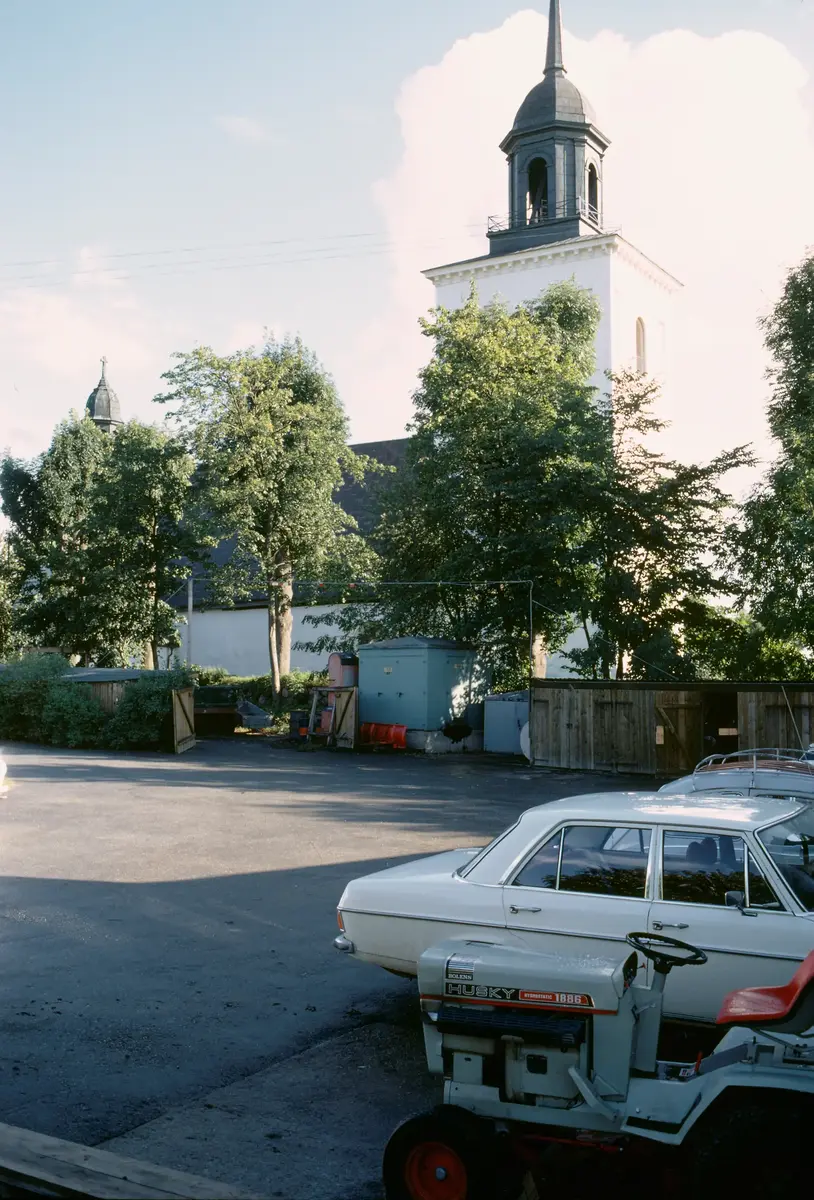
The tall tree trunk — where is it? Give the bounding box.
[267,593,281,697]
[143,642,155,669]
[276,566,294,679]
[531,633,547,678]
[616,648,625,680]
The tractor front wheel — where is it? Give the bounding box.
[383,1108,497,1200]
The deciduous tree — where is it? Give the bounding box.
[306,282,605,688]
[0,416,111,661]
[735,252,814,653]
[156,338,372,694]
[85,422,203,668]
[567,370,753,679]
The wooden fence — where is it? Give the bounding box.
[172,687,196,754]
[530,680,814,775]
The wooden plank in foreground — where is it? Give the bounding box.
[0,1121,248,1199]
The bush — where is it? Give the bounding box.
[0,655,193,752]
[0,653,72,742]
[103,669,192,751]
[40,682,107,748]
[191,665,232,686]
[195,669,328,712]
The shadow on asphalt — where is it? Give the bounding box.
[0,856,418,1148]
[5,739,653,840]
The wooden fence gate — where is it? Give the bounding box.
[738,689,814,751]
[172,688,196,754]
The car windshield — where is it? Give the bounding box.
[757,810,814,911]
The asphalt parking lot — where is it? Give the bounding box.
[0,739,645,1197]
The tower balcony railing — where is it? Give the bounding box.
[487,197,613,235]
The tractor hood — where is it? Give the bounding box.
[419,938,639,1015]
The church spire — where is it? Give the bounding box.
[490,0,609,255]
[545,0,565,77]
[86,357,123,434]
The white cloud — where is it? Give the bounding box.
[0,248,184,460]
[339,10,814,475]
[214,115,277,145]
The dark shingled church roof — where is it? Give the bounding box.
[503,0,603,150]
[170,437,409,610]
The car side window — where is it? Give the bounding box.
[746,849,785,911]
[513,830,561,889]
[661,831,747,905]
[513,826,651,899]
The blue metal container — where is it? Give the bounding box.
[357,637,486,731]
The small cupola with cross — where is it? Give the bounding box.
[488,0,610,256]
[85,357,124,434]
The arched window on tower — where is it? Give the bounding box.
[527,158,549,224]
[636,318,647,373]
[587,164,599,220]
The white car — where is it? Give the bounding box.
[335,788,814,1024]
[659,747,814,798]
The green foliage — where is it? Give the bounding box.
[564,370,753,679]
[102,670,192,751]
[155,337,378,693]
[84,422,205,666]
[762,253,814,452]
[733,253,814,654]
[0,417,202,666]
[0,534,24,660]
[302,281,603,689]
[0,653,71,741]
[682,605,812,681]
[191,664,232,686]
[39,682,107,748]
[1,417,113,661]
[192,667,325,710]
[0,654,191,750]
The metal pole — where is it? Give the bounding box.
[528,581,534,681]
[187,576,193,666]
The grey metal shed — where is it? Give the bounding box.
[357,637,486,732]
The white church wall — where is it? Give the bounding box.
[428,241,614,397]
[427,235,679,404]
[609,247,676,395]
[545,624,590,677]
[162,604,344,676]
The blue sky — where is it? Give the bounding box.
[0,0,812,463]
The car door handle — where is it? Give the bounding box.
[510,905,542,915]
[652,920,689,931]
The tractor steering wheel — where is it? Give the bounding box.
[626,931,707,974]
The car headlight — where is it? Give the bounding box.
[337,909,345,933]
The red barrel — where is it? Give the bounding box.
[360,722,407,749]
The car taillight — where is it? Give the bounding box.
[337,910,345,932]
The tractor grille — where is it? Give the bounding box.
[437,1003,587,1049]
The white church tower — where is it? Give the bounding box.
[423,0,681,393]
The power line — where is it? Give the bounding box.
[0,225,486,292]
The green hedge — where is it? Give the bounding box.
[0,655,192,750]
[191,666,327,711]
